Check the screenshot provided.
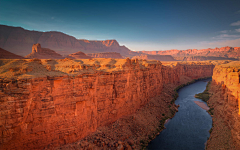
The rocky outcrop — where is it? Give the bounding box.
[0,47,24,59]
[174,56,238,61]
[25,43,64,59]
[87,52,123,59]
[0,59,215,149]
[67,51,92,59]
[207,61,240,149]
[138,46,240,59]
[132,54,175,61]
[0,25,132,57]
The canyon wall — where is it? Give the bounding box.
[0,60,214,149]
[207,62,240,149]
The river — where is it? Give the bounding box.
[147,79,212,150]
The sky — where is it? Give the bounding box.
[1,0,240,51]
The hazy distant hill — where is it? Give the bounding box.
[0,47,24,59]
[0,25,132,57]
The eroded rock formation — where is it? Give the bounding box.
[0,59,215,149]
[207,61,240,149]
[25,43,64,59]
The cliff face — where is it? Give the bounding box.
[0,25,131,57]
[25,43,64,59]
[87,52,123,59]
[0,48,24,59]
[132,54,175,61]
[0,59,214,149]
[207,62,240,149]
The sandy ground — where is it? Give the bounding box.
[194,101,210,111]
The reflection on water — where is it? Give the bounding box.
[148,79,212,150]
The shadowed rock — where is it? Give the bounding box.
[0,47,24,59]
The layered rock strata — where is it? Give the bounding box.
[0,59,214,149]
[207,61,240,149]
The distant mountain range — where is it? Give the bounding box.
[138,46,240,58]
[0,24,239,60]
[0,25,132,57]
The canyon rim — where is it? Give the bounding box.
[1,1,240,149]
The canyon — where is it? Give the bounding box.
[206,62,240,150]
[0,58,214,149]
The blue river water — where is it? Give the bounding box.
[147,79,212,150]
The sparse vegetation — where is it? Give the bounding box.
[171,77,212,104]
[195,81,211,102]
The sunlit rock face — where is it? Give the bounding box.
[208,62,240,149]
[0,59,214,149]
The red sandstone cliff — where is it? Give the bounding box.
[0,59,215,149]
[207,62,240,149]
[87,52,123,59]
[132,54,175,61]
[0,47,24,59]
[25,43,64,59]
[0,25,132,57]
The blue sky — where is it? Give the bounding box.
[1,0,240,51]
